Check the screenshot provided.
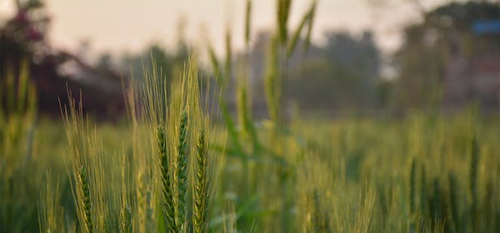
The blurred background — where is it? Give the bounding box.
[1,0,499,120]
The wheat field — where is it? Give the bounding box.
[1,0,499,232]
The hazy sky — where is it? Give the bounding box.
[1,0,457,57]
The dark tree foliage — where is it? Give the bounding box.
[288,30,381,112]
[0,0,127,120]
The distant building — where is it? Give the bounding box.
[443,20,500,111]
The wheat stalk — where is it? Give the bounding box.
[469,135,479,231]
[303,0,317,51]
[225,30,232,86]
[448,171,460,233]
[287,0,316,56]
[409,157,417,233]
[419,164,427,216]
[244,0,252,48]
[276,0,292,45]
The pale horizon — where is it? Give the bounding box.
[1,0,460,59]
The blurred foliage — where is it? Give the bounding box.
[0,0,49,76]
[288,31,381,111]
[120,42,190,86]
[236,30,382,115]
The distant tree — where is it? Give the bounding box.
[236,29,382,114]
[119,17,192,88]
[288,30,382,112]
[0,0,49,73]
[97,52,113,71]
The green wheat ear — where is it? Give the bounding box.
[120,205,132,233]
[176,109,189,231]
[79,166,93,233]
[194,130,208,233]
[157,125,176,232]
